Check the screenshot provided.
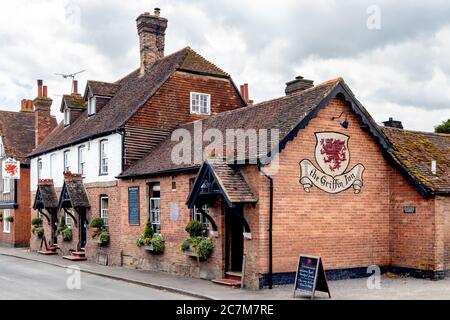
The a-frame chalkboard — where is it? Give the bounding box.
[293,255,331,299]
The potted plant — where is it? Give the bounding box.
[31,217,43,236]
[136,220,165,253]
[31,217,43,226]
[0,212,3,222]
[180,220,214,261]
[34,227,45,238]
[90,217,104,238]
[97,230,110,246]
[61,227,72,242]
[5,216,14,223]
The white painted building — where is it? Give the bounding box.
[30,133,122,191]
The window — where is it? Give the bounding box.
[171,176,176,191]
[149,183,161,233]
[3,209,11,233]
[100,196,109,227]
[63,108,70,126]
[190,92,210,115]
[78,146,86,177]
[50,154,56,179]
[3,178,10,194]
[99,140,108,175]
[88,96,96,115]
[37,158,42,180]
[63,150,70,173]
[192,204,210,236]
[64,210,74,227]
[0,139,4,158]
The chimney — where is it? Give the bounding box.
[285,75,314,95]
[240,83,254,106]
[72,80,78,94]
[20,99,34,113]
[33,79,53,147]
[383,117,403,129]
[136,8,168,75]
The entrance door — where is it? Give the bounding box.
[225,206,244,272]
[79,210,87,249]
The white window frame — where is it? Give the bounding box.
[192,204,210,233]
[100,195,109,227]
[63,150,70,173]
[190,92,211,115]
[3,209,11,233]
[88,96,97,115]
[3,178,10,194]
[78,146,86,177]
[49,153,56,179]
[64,210,74,228]
[63,108,70,126]
[37,158,43,180]
[99,140,108,175]
[0,138,4,158]
[149,183,161,234]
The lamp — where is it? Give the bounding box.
[332,112,349,129]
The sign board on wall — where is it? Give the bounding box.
[128,187,140,225]
[299,132,365,194]
[293,255,331,299]
[2,158,20,179]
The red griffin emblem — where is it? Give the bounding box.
[320,138,347,172]
[5,163,18,176]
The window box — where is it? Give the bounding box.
[183,245,198,258]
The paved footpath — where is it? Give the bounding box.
[1,247,450,300]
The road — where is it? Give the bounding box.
[0,255,195,300]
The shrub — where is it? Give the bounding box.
[180,238,191,252]
[150,234,165,253]
[195,237,214,260]
[98,231,110,246]
[185,220,204,237]
[90,217,104,229]
[136,235,145,247]
[57,217,67,235]
[143,220,154,239]
[61,228,72,241]
[34,227,45,238]
[32,217,43,226]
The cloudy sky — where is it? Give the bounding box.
[0,0,449,131]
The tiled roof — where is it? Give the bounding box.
[60,94,86,112]
[0,110,57,164]
[208,160,257,203]
[85,81,120,98]
[34,179,58,209]
[119,79,341,178]
[381,126,450,193]
[63,174,90,208]
[30,47,231,157]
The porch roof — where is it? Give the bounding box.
[58,173,90,209]
[33,179,58,209]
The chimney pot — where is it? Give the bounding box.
[43,85,48,97]
[73,80,78,94]
[37,79,43,97]
[154,8,161,16]
[383,117,403,129]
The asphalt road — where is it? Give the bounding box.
[0,255,195,300]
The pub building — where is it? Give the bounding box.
[117,77,449,290]
[29,9,449,290]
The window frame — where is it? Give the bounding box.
[37,158,43,180]
[49,153,56,179]
[99,139,108,175]
[190,92,211,115]
[88,96,97,115]
[78,145,86,177]
[3,209,11,233]
[63,108,70,126]
[63,150,70,173]
[3,177,10,194]
[192,204,210,236]
[100,195,109,228]
[148,183,161,234]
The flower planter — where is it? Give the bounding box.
[91,227,100,238]
[183,247,198,258]
[144,244,154,251]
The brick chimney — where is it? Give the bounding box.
[20,99,34,113]
[383,117,403,129]
[240,83,253,106]
[72,80,78,94]
[285,75,314,95]
[33,79,53,147]
[136,8,168,75]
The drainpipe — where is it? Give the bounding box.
[258,164,273,289]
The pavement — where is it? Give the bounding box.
[1,247,450,300]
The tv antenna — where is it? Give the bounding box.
[54,70,86,93]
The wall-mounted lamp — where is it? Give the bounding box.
[331,112,349,129]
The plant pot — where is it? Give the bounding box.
[91,228,100,238]
[144,244,154,251]
[183,246,198,258]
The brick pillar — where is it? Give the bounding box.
[33,80,53,147]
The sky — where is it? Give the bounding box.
[0,0,449,131]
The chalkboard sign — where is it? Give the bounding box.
[293,255,331,299]
[128,187,140,225]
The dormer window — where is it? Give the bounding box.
[190,92,210,115]
[88,96,97,115]
[63,108,70,126]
